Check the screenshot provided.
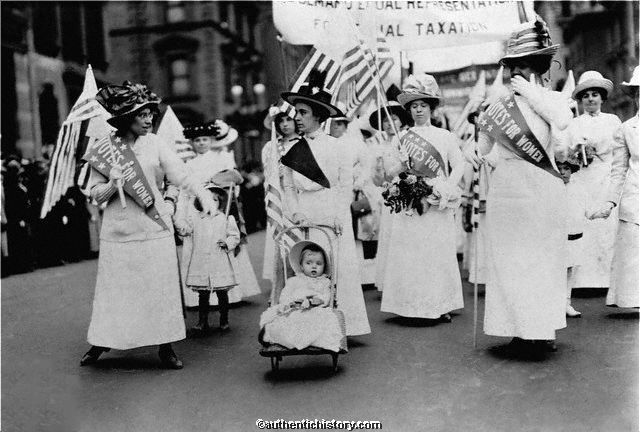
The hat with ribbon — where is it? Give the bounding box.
[622,66,640,87]
[183,120,239,148]
[288,240,331,276]
[281,69,342,120]
[263,106,290,130]
[368,84,412,130]
[96,81,161,126]
[397,74,442,109]
[500,15,559,65]
[572,71,614,100]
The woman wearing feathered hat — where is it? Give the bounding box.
[464,16,573,355]
[175,120,261,319]
[598,66,640,309]
[279,70,371,337]
[80,81,218,369]
[369,84,411,293]
[564,71,622,291]
[378,74,466,323]
[261,106,300,292]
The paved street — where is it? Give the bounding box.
[2,230,638,432]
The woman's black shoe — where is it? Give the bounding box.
[80,346,110,366]
[439,313,452,323]
[158,345,184,369]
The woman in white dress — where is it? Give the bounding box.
[379,74,465,322]
[567,71,622,289]
[465,17,571,353]
[369,85,411,292]
[280,71,371,336]
[79,81,217,369]
[597,67,640,308]
[175,121,261,311]
[261,108,300,292]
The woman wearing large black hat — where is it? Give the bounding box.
[279,70,371,337]
[79,81,217,369]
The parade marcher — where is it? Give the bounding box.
[379,74,465,322]
[566,71,622,290]
[261,107,300,293]
[259,241,343,352]
[180,184,240,333]
[369,85,411,292]
[465,17,572,354]
[598,66,640,308]
[79,81,218,369]
[280,70,371,336]
[557,157,596,318]
[330,103,379,286]
[175,120,261,309]
[3,159,34,274]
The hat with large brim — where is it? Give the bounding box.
[368,102,411,130]
[500,16,559,65]
[397,74,442,109]
[96,81,161,126]
[332,101,349,122]
[211,121,239,148]
[572,71,614,100]
[281,69,341,119]
[288,240,331,276]
[210,168,244,187]
[622,66,640,87]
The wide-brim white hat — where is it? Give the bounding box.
[622,66,640,87]
[288,240,331,276]
[397,74,442,109]
[211,121,239,148]
[572,71,614,100]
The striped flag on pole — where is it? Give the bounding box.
[40,65,110,218]
[265,183,302,251]
[279,46,341,118]
[334,37,394,119]
[155,106,195,162]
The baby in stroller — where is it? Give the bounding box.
[259,241,343,352]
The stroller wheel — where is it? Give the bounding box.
[331,354,339,373]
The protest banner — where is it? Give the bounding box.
[273,1,533,53]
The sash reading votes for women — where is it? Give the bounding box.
[477,94,561,179]
[401,130,447,178]
[83,133,169,230]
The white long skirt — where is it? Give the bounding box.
[381,208,463,318]
[570,163,618,288]
[484,159,567,340]
[87,236,186,349]
[606,221,639,308]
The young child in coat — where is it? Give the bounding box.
[180,185,240,333]
[558,159,597,317]
[259,241,343,352]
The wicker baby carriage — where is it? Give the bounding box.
[259,224,348,373]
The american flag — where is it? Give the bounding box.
[333,37,394,119]
[265,182,302,251]
[279,46,341,118]
[154,106,195,162]
[40,65,110,218]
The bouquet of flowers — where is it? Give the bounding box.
[381,172,433,215]
[572,138,597,167]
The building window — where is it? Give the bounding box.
[33,3,60,57]
[166,0,185,23]
[218,1,229,24]
[60,2,83,63]
[170,58,190,96]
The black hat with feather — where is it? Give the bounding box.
[281,69,342,121]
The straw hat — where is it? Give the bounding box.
[281,70,341,119]
[397,74,442,109]
[96,81,161,126]
[500,16,559,64]
[622,66,640,87]
[183,120,239,148]
[288,240,331,276]
[572,71,614,100]
[368,84,412,130]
